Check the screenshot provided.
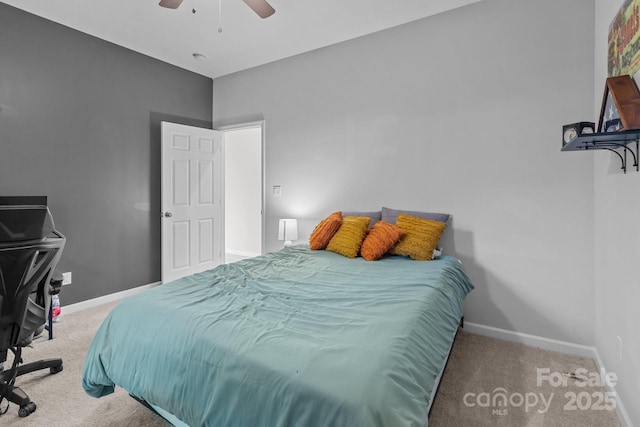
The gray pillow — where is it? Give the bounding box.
[381,207,450,224]
[343,211,381,228]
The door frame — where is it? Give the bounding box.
[216,120,266,258]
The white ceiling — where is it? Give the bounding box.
[1,0,482,79]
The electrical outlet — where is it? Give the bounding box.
[617,336,623,363]
[62,271,72,286]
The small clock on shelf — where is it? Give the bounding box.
[562,122,595,146]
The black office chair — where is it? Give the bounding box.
[0,205,66,417]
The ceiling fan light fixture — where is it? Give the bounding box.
[158,0,274,19]
[242,0,275,18]
[159,0,184,9]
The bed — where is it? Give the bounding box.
[82,246,474,427]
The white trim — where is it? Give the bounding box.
[463,322,596,358]
[214,120,264,131]
[591,352,633,427]
[62,281,161,315]
[464,322,632,427]
[225,249,261,258]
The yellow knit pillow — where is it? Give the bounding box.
[360,220,405,261]
[389,213,446,261]
[309,212,343,250]
[325,216,371,258]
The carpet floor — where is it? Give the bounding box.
[1,301,622,427]
[429,331,622,427]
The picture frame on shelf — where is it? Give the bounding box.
[598,75,640,133]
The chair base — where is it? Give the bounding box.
[0,357,63,417]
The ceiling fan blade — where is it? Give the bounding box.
[159,0,184,9]
[242,0,275,18]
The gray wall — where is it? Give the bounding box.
[0,4,213,305]
[595,1,640,425]
[213,0,597,345]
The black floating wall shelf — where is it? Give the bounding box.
[561,129,640,173]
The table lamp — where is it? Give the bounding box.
[278,219,298,247]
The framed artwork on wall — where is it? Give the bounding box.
[608,0,640,77]
[598,75,640,132]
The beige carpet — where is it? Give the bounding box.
[429,332,622,427]
[2,302,169,427]
[1,302,622,427]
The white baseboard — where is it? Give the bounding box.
[62,281,161,315]
[225,249,261,258]
[463,322,597,358]
[463,322,632,427]
[591,351,633,427]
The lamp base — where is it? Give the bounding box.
[283,240,294,247]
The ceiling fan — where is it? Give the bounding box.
[158,0,275,18]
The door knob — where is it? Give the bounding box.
[162,211,173,218]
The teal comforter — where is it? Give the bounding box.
[82,247,473,427]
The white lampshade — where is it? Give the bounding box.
[278,219,298,246]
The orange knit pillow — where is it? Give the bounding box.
[360,221,405,261]
[309,212,343,250]
[389,213,446,261]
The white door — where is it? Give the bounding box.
[161,121,223,282]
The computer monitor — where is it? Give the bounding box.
[0,196,47,206]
